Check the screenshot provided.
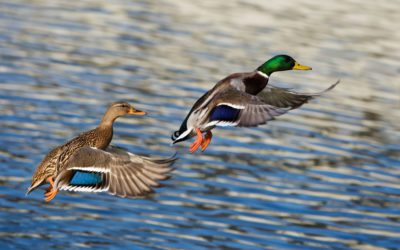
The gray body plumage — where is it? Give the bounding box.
[172,70,339,143]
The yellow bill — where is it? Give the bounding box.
[293,62,312,70]
[128,107,146,115]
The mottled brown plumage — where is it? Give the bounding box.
[27,101,163,201]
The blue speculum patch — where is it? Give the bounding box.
[210,105,241,122]
[70,171,102,186]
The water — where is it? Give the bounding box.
[1,0,399,249]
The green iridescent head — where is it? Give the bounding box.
[257,55,312,76]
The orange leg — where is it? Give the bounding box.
[201,131,213,152]
[189,128,204,153]
[44,177,59,202]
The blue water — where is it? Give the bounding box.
[1,0,400,249]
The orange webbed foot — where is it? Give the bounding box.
[201,131,212,152]
[44,189,58,202]
[189,128,203,153]
[44,177,59,202]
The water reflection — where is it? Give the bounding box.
[1,0,400,249]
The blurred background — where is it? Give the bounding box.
[0,0,399,249]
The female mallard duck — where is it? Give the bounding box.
[27,102,176,202]
[171,55,339,153]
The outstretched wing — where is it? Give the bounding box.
[207,89,291,128]
[257,80,340,109]
[54,146,176,198]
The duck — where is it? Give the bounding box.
[27,102,176,202]
[171,55,339,153]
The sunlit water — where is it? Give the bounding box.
[1,0,399,249]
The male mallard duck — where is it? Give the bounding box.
[171,55,339,153]
[27,102,176,202]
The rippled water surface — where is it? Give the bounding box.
[1,0,399,249]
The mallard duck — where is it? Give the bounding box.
[171,55,339,153]
[27,102,176,202]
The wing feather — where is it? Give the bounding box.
[206,81,339,128]
[258,80,339,109]
[205,89,290,128]
[55,146,176,198]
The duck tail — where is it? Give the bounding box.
[26,183,39,196]
[171,128,192,145]
[171,130,181,141]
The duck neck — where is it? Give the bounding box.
[257,61,275,76]
[96,112,117,149]
[101,110,119,127]
[95,124,113,149]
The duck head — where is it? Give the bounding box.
[257,55,312,76]
[101,101,146,125]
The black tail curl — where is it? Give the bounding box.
[171,130,180,141]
